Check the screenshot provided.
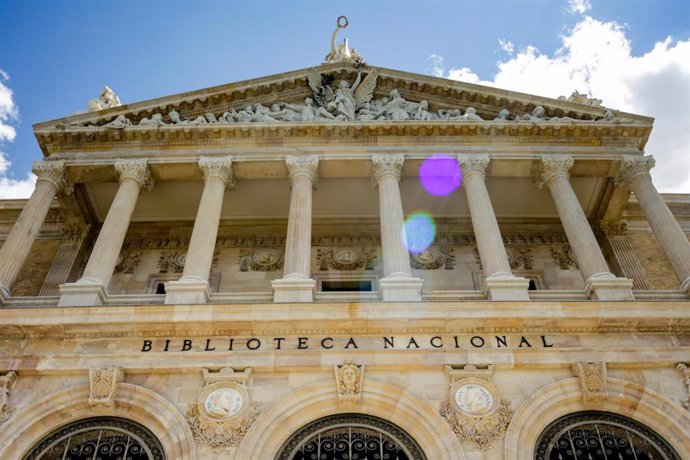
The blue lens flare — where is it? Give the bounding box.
[419,154,461,196]
[403,212,436,254]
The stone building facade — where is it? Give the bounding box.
[0,56,689,459]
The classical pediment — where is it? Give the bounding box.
[33,63,653,154]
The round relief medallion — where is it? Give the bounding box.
[203,388,245,419]
[253,249,279,266]
[449,378,499,417]
[412,250,437,264]
[335,249,359,264]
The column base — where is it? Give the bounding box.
[681,277,690,297]
[164,277,211,305]
[483,275,530,301]
[58,282,108,306]
[379,275,423,301]
[0,284,9,305]
[272,277,316,302]
[584,274,635,301]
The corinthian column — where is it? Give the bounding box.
[372,155,423,301]
[536,156,633,300]
[272,156,318,302]
[59,159,153,306]
[457,155,529,300]
[166,156,234,304]
[618,155,690,294]
[0,161,67,302]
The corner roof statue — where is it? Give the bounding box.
[324,16,365,66]
[87,86,122,112]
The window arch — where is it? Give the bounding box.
[277,413,427,460]
[535,411,681,460]
[24,417,165,460]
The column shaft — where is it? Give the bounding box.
[377,173,412,277]
[283,174,313,278]
[0,161,65,298]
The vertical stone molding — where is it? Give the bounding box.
[371,155,422,301]
[458,155,529,301]
[0,161,67,302]
[89,367,124,407]
[536,155,633,300]
[598,220,652,290]
[571,361,608,402]
[618,155,690,295]
[272,156,318,302]
[166,156,234,304]
[0,371,17,424]
[59,159,153,306]
[39,226,90,296]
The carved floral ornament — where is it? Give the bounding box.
[440,365,513,451]
[615,155,655,187]
[199,156,235,189]
[114,158,154,191]
[0,371,17,424]
[89,367,124,407]
[187,368,260,453]
[571,361,608,402]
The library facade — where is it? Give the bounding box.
[0,57,689,459]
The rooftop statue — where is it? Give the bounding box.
[87,86,121,112]
[324,16,365,66]
[558,90,603,107]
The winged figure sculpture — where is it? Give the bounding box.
[307,68,379,121]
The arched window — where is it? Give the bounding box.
[24,417,165,460]
[277,413,426,460]
[535,411,681,460]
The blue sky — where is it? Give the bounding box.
[1,0,689,196]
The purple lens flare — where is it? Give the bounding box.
[419,154,462,196]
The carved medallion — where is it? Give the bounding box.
[453,381,496,417]
[317,248,377,271]
[158,252,186,274]
[410,246,455,270]
[239,248,283,272]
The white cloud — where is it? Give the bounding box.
[498,39,514,55]
[568,0,592,15]
[427,54,445,78]
[442,17,690,192]
[0,70,36,199]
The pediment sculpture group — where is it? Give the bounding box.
[77,70,621,130]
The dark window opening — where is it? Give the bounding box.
[155,283,166,294]
[528,279,538,290]
[321,281,373,292]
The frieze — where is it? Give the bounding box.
[158,252,186,274]
[114,250,141,274]
[507,247,534,270]
[551,245,578,269]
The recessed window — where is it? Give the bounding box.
[155,283,166,295]
[321,280,373,292]
[528,279,538,291]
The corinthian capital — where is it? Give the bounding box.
[286,155,319,186]
[457,154,489,180]
[535,155,574,189]
[114,159,153,191]
[199,156,235,189]
[32,160,68,192]
[372,154,404,185]
[615,155,655,187]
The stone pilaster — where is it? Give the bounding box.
[458,155,529,300]
[618,155,690,295]
[598,220,651,290]
[272,156,318,302]
[59,159,153,306]
[39,226,90,296]
[372,155,422,301]
[0,161,67,303]
[536,155,633,300]
[166,156,234,304]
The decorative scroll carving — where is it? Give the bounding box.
[441,364,512,451]
[535,155,574,189]
[571,361,607,402]
[317,248,377,271]
[372,154,404,184]
[114,159,153,191]
[114,250,141,274]
[410,246,455,270]
[199,156,234,189]
[32,160,69,193]
[598,219,628,236]
[89,367,124,407]
[187,368,259,453]
[335,359,364,406]
[239,249,283,272]
[0,372,17,424]
[158,252,186,274]
[616,155,655,186]
[507,247,534,270]
[676,363,690,410]
[551,245,577,269]
[87,86,121,111]
[457,154,489,178]
[286,155,319,186]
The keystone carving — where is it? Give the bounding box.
[676,363,690,410]
[187,368,260,453]
[440,365,512,451]
[335,359,364,406]
[571,361,607,402]
[0,371,17,424]
[89,367,124,407]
